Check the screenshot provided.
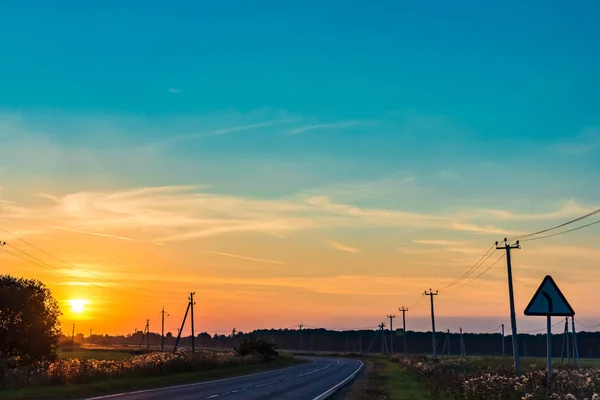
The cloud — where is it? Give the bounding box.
[287,121,358,135]
[141,119,296,150]
[168,88,181,93]
[0,199,17,204]
[326,239,360,253]
[553,127,600,155]
[195,250,286,265]
[475,199,593,221]
[53,226,139,242]
[412,240,466,246]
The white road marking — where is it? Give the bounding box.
[206,395,219,399]
[312,360,364,400]
[294,364,331,378]
[254,380,279,387]
[85,361,314,399]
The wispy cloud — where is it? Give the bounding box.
[412,240,466,246]
[53,226,139,242]
[326,239,360,253]
[287,121,358,135]
[196,249,286,265]
[553,127,600,155]
[141,119,296,150]
[475,199,593,221]
[168,88,181,93]
[0,199,17,204]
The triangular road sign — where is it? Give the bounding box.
[524,275,575,317]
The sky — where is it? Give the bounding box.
[0,0,599,336]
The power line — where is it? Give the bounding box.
[0,229,185,298]
[445,253,506,292]
[519,219,600,242]
[0,245,182,303]
[507,207,600,241]
[521,320,563,334]
[574,319,600,329]
[438,244,496,290]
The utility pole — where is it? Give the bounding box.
[146,319,150,351]
[378,322,386,353]
[89,329,92,344]
[161,307,169,352]
[359,335,363,354]
[459,328,465,356]
[190,292,196,353]
[425,289,438,360]
[565,317,571,363]
[447,329,451,356]
[502,324,505,357]
[298,324,304,351]
[173,300,191,354]
[72,323,75,347]
[399,307,408,353]
[497,238,521,374]
[571,317,580,367]
[387,314,396,354]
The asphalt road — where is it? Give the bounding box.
[88,358,363,400]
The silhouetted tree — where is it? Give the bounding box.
[234,336,278,361]
[0,275,62,363]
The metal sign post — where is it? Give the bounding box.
[524,275,575,381]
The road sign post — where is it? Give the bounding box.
[524,275,575,381]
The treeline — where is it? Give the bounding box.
[67,328,600,358]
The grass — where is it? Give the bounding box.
[0,357,304,400]
[382,360,430,400]
[343,357,430,400]
[57,348,134,361]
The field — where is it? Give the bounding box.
[0,346,303,400]
[344,355,600,400]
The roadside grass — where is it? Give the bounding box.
[343,357,429,400]
[57,348,134,361]
[0,357,305,400]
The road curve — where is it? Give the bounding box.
[87,358,363,400]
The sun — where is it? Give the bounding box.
[68,299,88,314]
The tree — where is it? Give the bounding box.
[234,336,279,362]
[0,275,62,363]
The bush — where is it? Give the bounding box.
[234,336,278,362]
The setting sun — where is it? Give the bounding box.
[68,299,88,314]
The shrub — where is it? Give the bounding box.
[234,336,278,362]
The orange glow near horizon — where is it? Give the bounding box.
[1,185,599,336]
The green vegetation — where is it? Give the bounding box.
[344,357,430,400]
[381,360,430,400]
[0,355,303,400]
[57,348,134,361]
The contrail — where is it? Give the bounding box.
[53,226,138,242]
[197,249,285,265]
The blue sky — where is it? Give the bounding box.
[1,1,600,332]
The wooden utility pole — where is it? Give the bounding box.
[190,292,196,353]
[497,239,521,374]
[399,307,408,353]
[173,301,191,354]
[502,323,505,357]
[298,324,304,350]
[71,323,75,347]
[146,319,150,351]
[387,314,396,354]
[425,289,439,360]
[161,307,169,352]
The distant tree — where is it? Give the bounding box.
[0,275,62,363]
